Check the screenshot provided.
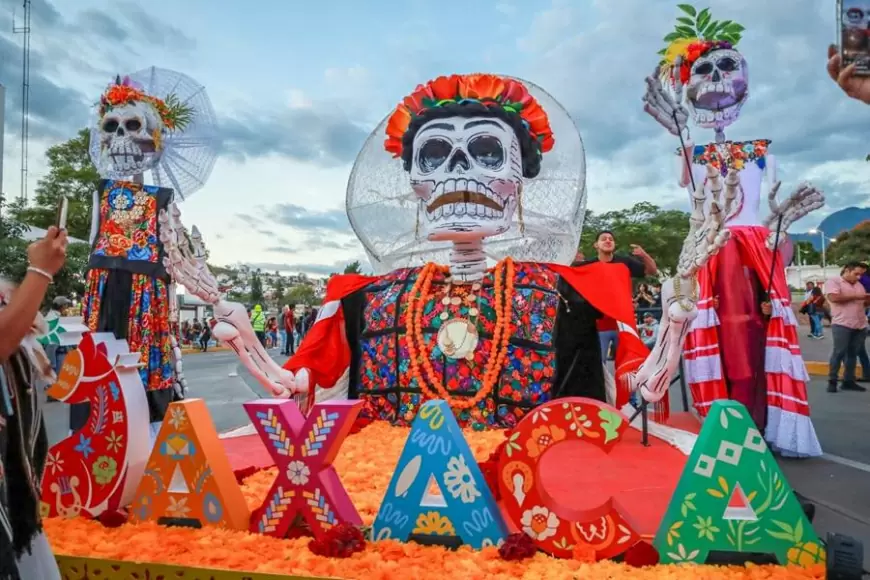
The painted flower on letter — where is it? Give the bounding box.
[525,425,566,458]
[92,456,118,485]
[443,455,481,504]
[520,506,559,541]
[412,511,455,536]
[287,461,310,486]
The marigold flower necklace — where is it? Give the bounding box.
[405,258,515,411]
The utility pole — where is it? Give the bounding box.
[13,0,32,203]
[0,83,6,231]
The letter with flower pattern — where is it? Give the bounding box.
[40,332,150,519]
[654,400,824,567]
[130,399,250,530]
[373,400,507,549]
[244,399,363,540]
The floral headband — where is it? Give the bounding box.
[658,5,744,85]
[384,74,555,157]
[98,76,194,132]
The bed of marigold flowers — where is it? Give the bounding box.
[44,422,826,579]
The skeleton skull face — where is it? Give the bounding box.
[409,116,522,242]
[98,101,165,177]
[685,48,749,129]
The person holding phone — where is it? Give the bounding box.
[828,44,870,104]
[1,226,68,580]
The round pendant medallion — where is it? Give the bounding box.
[436,318,479,360]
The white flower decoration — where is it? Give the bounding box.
[443,455,481,504]
[520,506,560,541]
[287,461,310,486]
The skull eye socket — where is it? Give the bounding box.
[716,57,738,72]
[102,119,120,133]
[124,119,142,132]
[467,135,505,170]
[693,61,714,76]
[417,138,452,173]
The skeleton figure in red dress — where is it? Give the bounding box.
[161,74,731,435]
[643,6,824,456]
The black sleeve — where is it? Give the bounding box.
[623,256,647,279]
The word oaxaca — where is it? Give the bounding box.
[46,368,820,565]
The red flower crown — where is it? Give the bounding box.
[384,74,555,158]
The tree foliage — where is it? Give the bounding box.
[8,129,100,241]
[249,269,265,306]
[579,202,690,277]
[793,241,821,266]
[286,285,316,306]
[272,275,285,307]
[827,221,870,266]
[1,168,90,307]
[343,260,362,274]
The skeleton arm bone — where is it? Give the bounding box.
[632,165,733,404]
[157,204,299,398]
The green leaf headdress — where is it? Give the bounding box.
[657,5,745,85]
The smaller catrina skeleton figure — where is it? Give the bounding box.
[80,69,218,440]
[643,6,823,457]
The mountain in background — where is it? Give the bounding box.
[790,206,870,250]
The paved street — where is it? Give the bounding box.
[41,334,870,567]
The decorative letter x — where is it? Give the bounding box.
[244,399,363,540]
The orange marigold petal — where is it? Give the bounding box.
[460,74,505,100]
[429,75,460,101]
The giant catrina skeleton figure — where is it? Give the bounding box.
[78,68,219,438]
[163,74,730,435]
[643,6,824,457]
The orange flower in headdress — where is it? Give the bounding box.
[384,73,555,158]
[98,76,194,132]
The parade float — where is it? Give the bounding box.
[40,70,827,578]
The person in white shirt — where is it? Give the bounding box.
[639,311,659,350]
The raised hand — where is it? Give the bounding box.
[642,63,690,137]
[158,203,220,304]
[828,44,870,105]
[762,182,825,250]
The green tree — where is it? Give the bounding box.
[0,236,89,308]
[9,129,101,241]
[343,260,362,274]
[827,221,870,266]
[287,285,316,306]
[272,275,286,308]
[793,241,821,266]
[578,202,690,276]
[250,269,265,305]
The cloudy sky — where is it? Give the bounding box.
[0,0,867,276]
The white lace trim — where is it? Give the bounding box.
[765,406,823,458]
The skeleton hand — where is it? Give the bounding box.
[158,203,220,305]
[672,164,735,321]
[210,300,303,399]
[642,64,690,138]
[762,182,825,250]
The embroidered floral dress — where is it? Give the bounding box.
[341,263,607,430]
[678,140,821,457]
[78,179,175,430]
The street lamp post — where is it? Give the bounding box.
[808,228,833,279]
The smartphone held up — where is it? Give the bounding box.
[839,0,870,75]
[55,196,69,231]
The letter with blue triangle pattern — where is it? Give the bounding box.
[373,400,507,549]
